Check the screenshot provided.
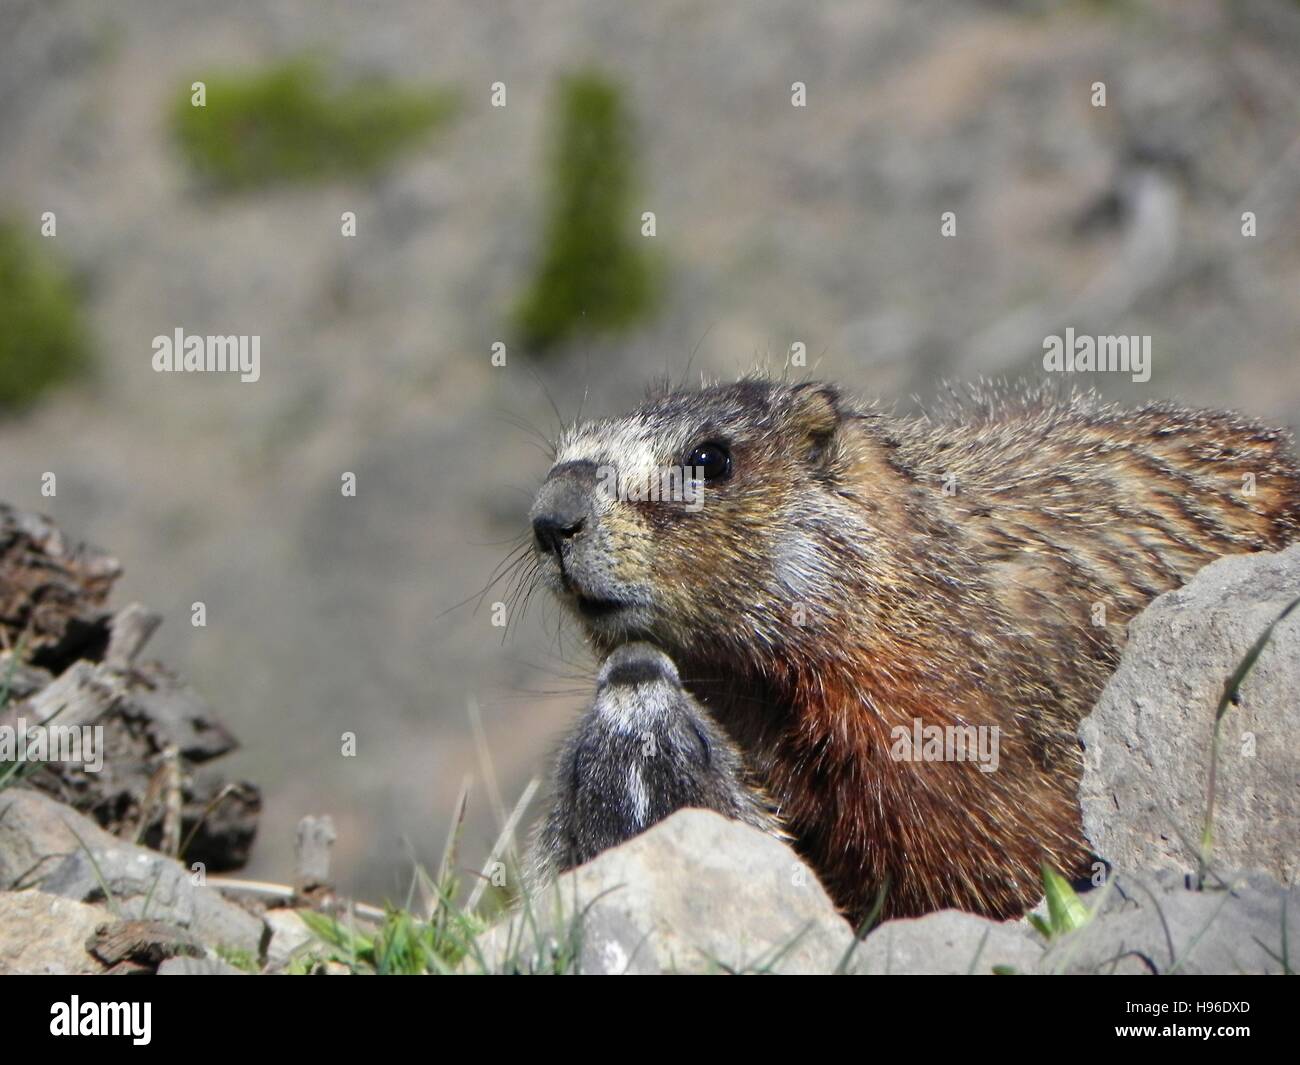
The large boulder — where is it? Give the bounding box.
[1079,544,1300,884]
[478,809,855,974]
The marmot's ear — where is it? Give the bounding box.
[787,382,843,466]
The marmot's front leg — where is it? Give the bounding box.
[526,642,783,884]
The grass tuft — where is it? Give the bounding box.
[513,71,661,353]
[172,58,457,192]
[0,222,90,413]
[0,638,47,794]
[1028,864,1092,940]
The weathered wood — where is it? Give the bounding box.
[86,919,204,968]
[0,503,120,669]
[104,603,162,671]
[159,744,183,857]
[294,815,337,901]
[0,502,261,873]
[0,654,51,701]
[122,662,239,762]
[0,659,123,731]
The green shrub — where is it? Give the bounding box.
[514,71,660,352]
[0,222,90,412]
[172,59,456,191]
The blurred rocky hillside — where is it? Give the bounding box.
[1,0,1299,900]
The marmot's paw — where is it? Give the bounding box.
[525,642,782,881]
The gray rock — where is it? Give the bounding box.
[478,809,855,974]
[848,869,1296,975]
[0,890,107,974]
[0,789,264,956]
[263,907,315,970]
[157,955,249,976]
[852,909,1043,975]
[1039,870,1297,975]
[473,804,1295,975]
[1079,544,1300,884]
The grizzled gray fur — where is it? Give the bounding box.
[525,642,780,884]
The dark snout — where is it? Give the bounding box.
[597,642,681,689]
[530,460,598,556]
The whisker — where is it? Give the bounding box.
[488,408,557,459]
[438,542,534,619]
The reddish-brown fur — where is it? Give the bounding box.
[542,379,1300,921]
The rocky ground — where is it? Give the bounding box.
[1,507,1294,974]
[482,544,1300,975]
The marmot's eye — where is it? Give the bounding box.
[686,442,732,482]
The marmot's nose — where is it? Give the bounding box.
[531,461,597,555]
[532,511,584,555]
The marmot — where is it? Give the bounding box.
[526,641,782,885]
[523,376,1300,922]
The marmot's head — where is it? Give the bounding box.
[529,378,888,667]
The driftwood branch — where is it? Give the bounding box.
[294,815,337,904]
[105,603,162,671]
[0,502,262,872]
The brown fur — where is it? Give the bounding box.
[534,378,1300,922]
